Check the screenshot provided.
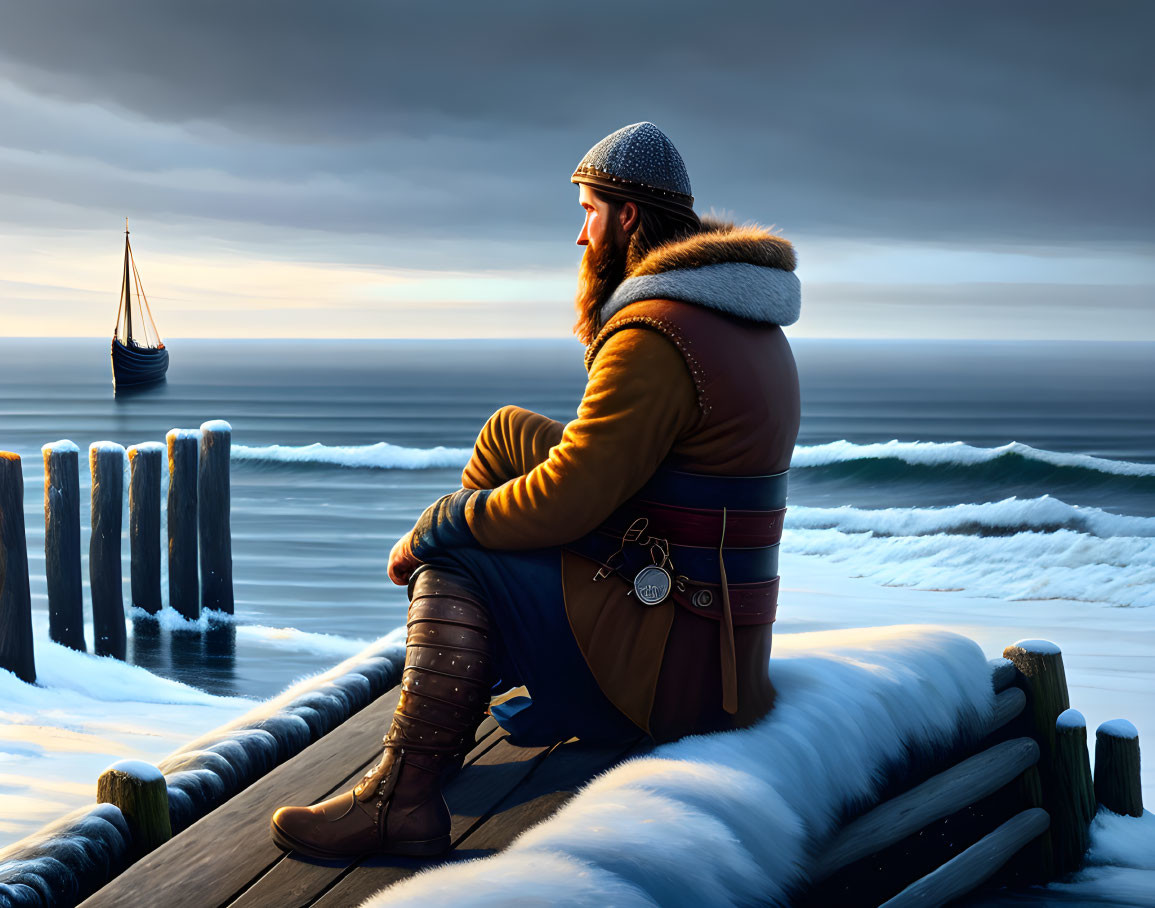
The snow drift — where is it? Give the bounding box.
[364,625,995,907]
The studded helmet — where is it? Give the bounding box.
[571,122,695,220]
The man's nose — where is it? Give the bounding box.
[576,219,589,246]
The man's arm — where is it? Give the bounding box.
[409,327,699,557]
[461,406,566,490]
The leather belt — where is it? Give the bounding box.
[635,467,789,511]
[606,501,785,548]
[673,576,779,626]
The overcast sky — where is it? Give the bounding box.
[0,0,1151,339]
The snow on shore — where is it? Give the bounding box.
[0,615,378,849]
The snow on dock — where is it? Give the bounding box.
[3,626,1145,907]
[72,627,1011,907]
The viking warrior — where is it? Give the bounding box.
[271,122,802,858]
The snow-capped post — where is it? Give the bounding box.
[128,442,165,614]
[90,442,127,659]
[1052,709,1094,874]
[1093,720,1142,817]
[198,420,233,615]
[1001,640,1070,761]
[97,760,172,858]
[42,439,86,651]
[0,451,36,683]
[1002,639,1068,878]
[167,428,199,621]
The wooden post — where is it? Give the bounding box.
[0,452,35,683]
[96,759,172,858]
[128,442,164,615]
[1003,639,1069,882]
[90,442,127,660]
[43,440,86,651]
[198,420,233,615]
[1052,709,1095,873]
[1094,720,1143,817]
[167,429,199,621]
[1002,639,1069,763]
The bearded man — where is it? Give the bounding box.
[271,122,802,859]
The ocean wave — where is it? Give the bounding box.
[791,440,1155,478]
[784,527,1155,609]
[232,441,471,470]
[787,496,1155,539]
[228,438,1155,482]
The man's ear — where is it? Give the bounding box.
[618,200,640,235]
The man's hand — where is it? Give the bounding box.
[387,530,422,586]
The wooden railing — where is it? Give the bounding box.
[799,640,1145,906]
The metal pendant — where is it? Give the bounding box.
[633,564,672,606]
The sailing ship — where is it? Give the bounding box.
[111,220,168,387]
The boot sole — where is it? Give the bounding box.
[270,817,450,861]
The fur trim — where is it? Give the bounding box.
[601,219,801,327]
[630,217,796,276]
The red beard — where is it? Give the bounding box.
[573,235,630,346]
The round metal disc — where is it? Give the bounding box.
[633,565,672,606]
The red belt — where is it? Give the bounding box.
[671,576,779,626]
[607,500,785,548]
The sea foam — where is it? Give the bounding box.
[226,437,1155,481]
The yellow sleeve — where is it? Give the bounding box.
[464,328,699,549]
[461,405,566,490]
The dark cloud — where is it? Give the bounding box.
[0,0,1151,252]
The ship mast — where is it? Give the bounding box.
[122,218,133,344]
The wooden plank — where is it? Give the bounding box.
[813,737,1040,882]
[225,718,510,908]
[879,808,1050,907]
[987,687,1026,736]
[306,737,555,908]
[79,688,402,908]
[454,736,647,854]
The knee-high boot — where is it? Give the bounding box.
[270,566,494,859]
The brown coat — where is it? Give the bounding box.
[458,222,801,739]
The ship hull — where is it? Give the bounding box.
[111,338,169,387]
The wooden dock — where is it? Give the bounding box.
[79,688,647,907]
[62,639,1144,907]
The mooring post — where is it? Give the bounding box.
[0,452,36,683]
[42,440,86,651]
[1094,720,1143,817]
[1002,640,1070,763]
[1002,639,1069,881]
[97,760,172,859]
[1052,709,1095,874]
[128,442,165,615]
[167,429,199,621]
[198,420,233,615]
[90,442,127,659]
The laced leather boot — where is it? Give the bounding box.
[270,567,494,859]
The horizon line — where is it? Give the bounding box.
[1,335,1153,344]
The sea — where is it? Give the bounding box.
[0,337,1151,701]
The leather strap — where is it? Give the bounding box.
[718,508,738,715]
[635,466,789,510]
[606,501,785,548]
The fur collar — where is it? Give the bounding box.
[600,219,801,326]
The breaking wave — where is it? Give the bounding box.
[791,440,1155,483]
[784,525,1155,608]
[232,441,471,470]
[230,438,1155,481]
[787,496,1155,539]
[784,496,1155,608]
